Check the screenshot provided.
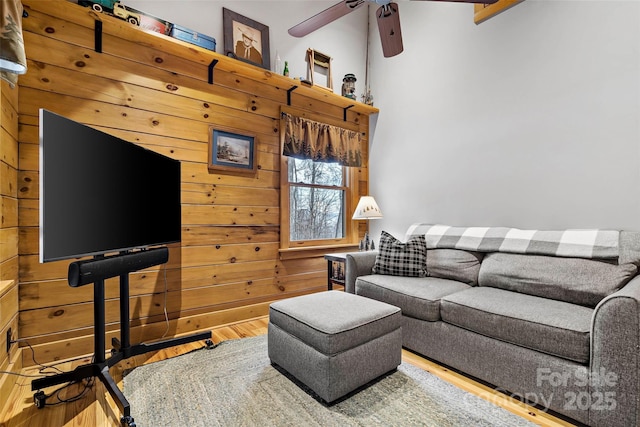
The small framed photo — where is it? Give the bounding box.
[223,8,270,70]
[208,126,257,174]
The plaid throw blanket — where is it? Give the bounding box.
[406,224,620,259]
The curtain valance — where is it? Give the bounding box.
[281,112,362,167]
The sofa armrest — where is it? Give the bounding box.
[344,251,378,294]
[590,275,640,426]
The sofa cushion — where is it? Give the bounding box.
[441,287,593,364]
[427,249,484,286]
[372,231,427,277]
[478,252,638,307]
[356,274,471,322]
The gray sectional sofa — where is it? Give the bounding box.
[345,224,640,427]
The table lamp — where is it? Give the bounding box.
[352,196,383,250]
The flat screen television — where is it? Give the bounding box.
[39,109,181,263]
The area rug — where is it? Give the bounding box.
[123,335,536,426]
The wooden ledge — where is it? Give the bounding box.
[279,244,360,260]
[0,280,15,298]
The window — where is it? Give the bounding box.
[280,156,359,252]
[278,109,363,254]
[288,158,345,241]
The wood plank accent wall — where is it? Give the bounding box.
[14,0,377,366]
[1,80,19,283]
[0,76,21,406]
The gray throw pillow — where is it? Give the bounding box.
[479,252,638,307]
[427,249,484,286]
[373,231,427,277]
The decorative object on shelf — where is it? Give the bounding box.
[361,87,374,106]
[78,1,172,34]
[352,196,383,251]
[79,1,140,26]
[170,24,216,51]
[223,8,270,70]
[274,51,282,74]
[128,6,172,34]
[342,73,357,100]
[306,48,333,90]
[0,0,27,87]
[283,60,289,76]
[208,125,257,174]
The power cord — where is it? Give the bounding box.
[0,339,63,378]
[0,369,49,378]
[3,338,65,376]
[161,262,170,338]
[1,338,96,409]
[33,376,95,408]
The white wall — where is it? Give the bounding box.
[113,0,640,241]
[367,0,640,241]
[122,0,370,98]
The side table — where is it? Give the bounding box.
[324,252,348,291]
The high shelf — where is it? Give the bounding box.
[22,0,379,118]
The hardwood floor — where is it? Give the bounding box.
[1,316,576,427]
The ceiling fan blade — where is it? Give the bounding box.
[377,3,403,58]
[410,0,499,3]
[288,0,367,37]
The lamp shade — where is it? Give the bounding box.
[352,196,383,220]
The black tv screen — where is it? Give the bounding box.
[39,109,181,263]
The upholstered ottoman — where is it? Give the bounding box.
[268,290,402,403]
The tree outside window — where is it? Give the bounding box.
[288,158,345,241]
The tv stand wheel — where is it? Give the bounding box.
[34,390,47,409]
[121,415,136,427]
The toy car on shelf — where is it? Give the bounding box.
[77,0,140,25]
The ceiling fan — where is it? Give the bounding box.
[288,0,499,58]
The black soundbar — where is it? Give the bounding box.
[68,247,169,287]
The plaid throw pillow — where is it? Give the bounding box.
[373,231,427,277]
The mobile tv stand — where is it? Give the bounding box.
[31,247,212,427]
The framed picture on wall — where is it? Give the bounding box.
[223,8,271,70]
[208,126,257,174]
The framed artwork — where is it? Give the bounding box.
[208,126,257,174]
[223,8,270,70]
